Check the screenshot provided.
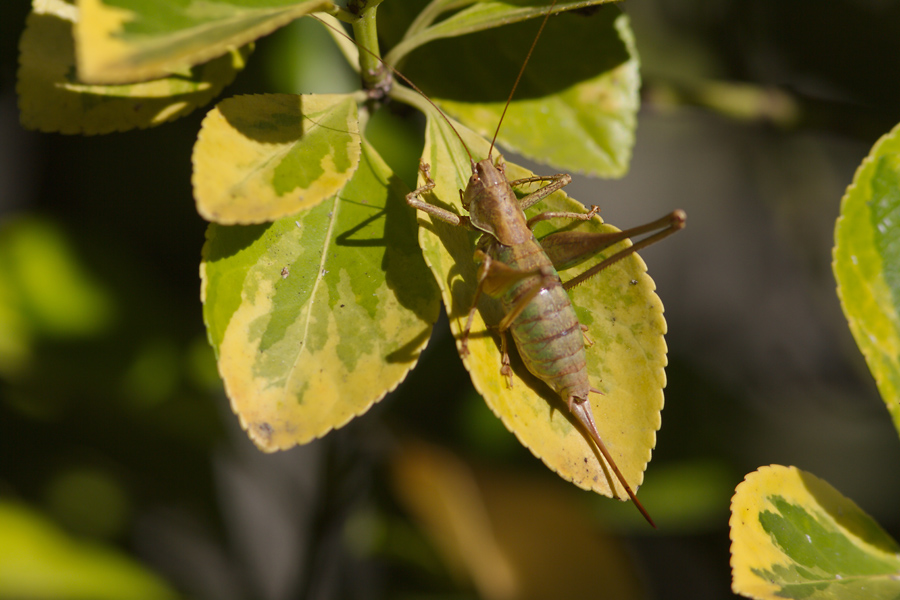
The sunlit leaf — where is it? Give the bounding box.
[420,7,639,177]
[201,140,439,451]
[0,502,178,600]
[17,0,252,134]
[74,0,331,84]
[193,93,361,224]
[386,0,617,63]
[392,438,645,600]
[730,465,900,600]
[414,114,665,502]
[833,122,900,437]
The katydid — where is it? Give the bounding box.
[316,2,685,528]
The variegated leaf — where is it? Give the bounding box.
[17,0,251,134]
[201,140,439,451]
[414,114,665,502]
[431,8,640,177]
[833,122,900,437]
[75,0,330,84]
[192,93,361,225]
[730,465,900,600]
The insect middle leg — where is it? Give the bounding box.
[461,248,558,386]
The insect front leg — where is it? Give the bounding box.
[510,172,572,211]
[405,161,467,227]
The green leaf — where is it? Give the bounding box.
[17,0,252,134]
[833,122,900,437]
[0,501,179,600]
[0,217,115,378]
[414,114,665,501]
[201,140,439,451]
[730,465,900,600]
[439,9,638,177]
[75,0,331,84]
[385,5,639,177]
[192,93,361,224]
[385,0,619,64]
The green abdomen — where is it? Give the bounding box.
[493,241,591,402]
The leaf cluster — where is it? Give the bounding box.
[17,0,668,503]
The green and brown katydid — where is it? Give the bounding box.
[402,10,684,527]
[318,2,684,527]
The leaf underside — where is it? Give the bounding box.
[17,1,251,134]
[75,0,330,84]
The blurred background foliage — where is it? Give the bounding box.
[2,1,900,598]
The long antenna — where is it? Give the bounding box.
[309,13,474,164]
[488,0,559,159]
[314,1,560,165]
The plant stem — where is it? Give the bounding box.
[351,3,390,101]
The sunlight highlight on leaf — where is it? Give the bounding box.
[75,0,330,84]
[201,140,439,451]
[386,0,617,64]
[833,122,900,437]
[434,9,640,177]
[17,1,252,134]
[193,93,361,224]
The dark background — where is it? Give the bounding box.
[2,1,899,598]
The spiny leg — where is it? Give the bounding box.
[498,328,513,386]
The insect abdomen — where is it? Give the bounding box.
[495,242,591,401]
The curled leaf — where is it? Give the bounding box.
[17,1,251,134]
